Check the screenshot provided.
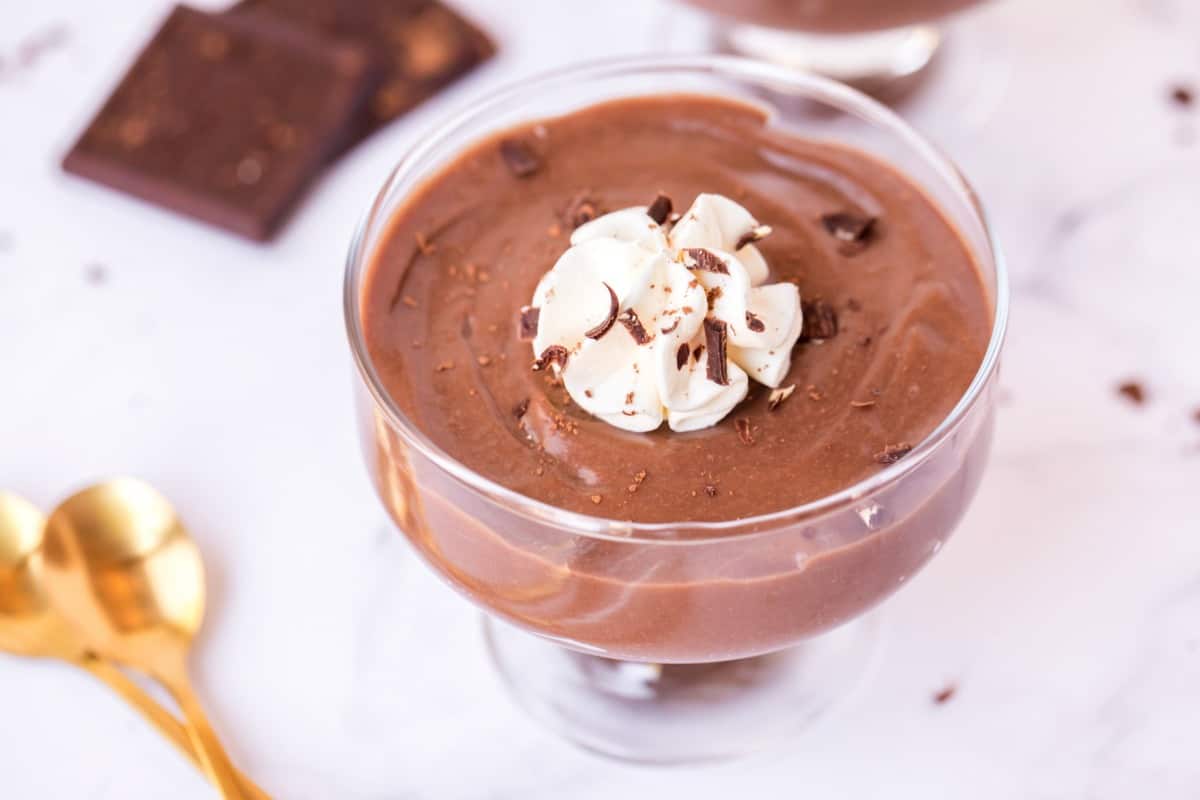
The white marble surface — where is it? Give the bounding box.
[2,0,1199,796]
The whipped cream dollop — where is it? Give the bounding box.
[528,193,803,433]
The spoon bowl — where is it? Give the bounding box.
[0,492,76,660]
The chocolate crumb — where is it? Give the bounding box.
[807,386,824,401]
[477,355,492,366]
[401,295,418,308]
[850,399,876,409]
[633,469,648,484]
[821,211,876,244]
[745,311,766,333]
[647,193,673,225]
[624,391,635,405]
[532,345,570,371]
[800,300,839,342]
[676,343,690,370]
[435,361,455,372]
[768,384,796,410]
[933,684,957,705]
[547,223,562,237]
[499,138,541,178]
[618,308,651,344]
[590,494,603,505]
[875,443,914,465]
[661,318,681,335]
[684,247,730,274]
[518,306,540,340]
[704,484,719,498]
[1170,84,1195,108]
[735,224,772,251]
[621,410,638,416]
[513,398,530,419]
[1117,381,1146,405]
[703,319,729,385]
[584,389,593,398]
[585,283,620,340]
[564,193,601,228]
[734,417,754,446]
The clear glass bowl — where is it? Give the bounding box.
[344,55,1008,763]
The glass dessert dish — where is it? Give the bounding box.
[674,0,992,96]
[344,55,1009,764]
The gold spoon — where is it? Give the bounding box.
[0,491,267,799]
[40,479,248,799]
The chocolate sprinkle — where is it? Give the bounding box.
[703,318,729,385]
[800,300,839,342]
[1117,381,1146,405]
[745,311,766,333]
[618,308,651,344]
[676,343,690,370]
[661,318,681,334]
[734,417,754,446]
[584,283,620,340]
[499,138,541,178]
[647,193,673,225]
[684,247,730,275]
[821,211,876,243]
[875,443,914,465]
[735,224,772,251]
[518,306,540,340]
[512,397,530,419]
[532,345,570,371]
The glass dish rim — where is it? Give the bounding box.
[343,54,1011,544]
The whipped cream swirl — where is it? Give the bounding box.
[529,194,803,432]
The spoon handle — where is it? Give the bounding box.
[78,656,270,799]
[155,668,251,800]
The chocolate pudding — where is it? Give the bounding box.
[682,0,986,34]
[356,94,996,661]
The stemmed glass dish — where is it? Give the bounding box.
[344,55,1008,763]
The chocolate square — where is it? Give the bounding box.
[62,5,379,241]
[231,0,495,146]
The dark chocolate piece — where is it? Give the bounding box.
[1117,381,1146,405]
[618,308,651,344]
[232,0,493,146]
[800,300,839,342]
[532,345,570,371]
[646,193,673,225]
[676,343,689,369]
[685,248,730,275]
[821,211,876,243]
[734,417,754,446]
[584,283,619,340]
[660,318,681,334]
[745,311,766,332]
[518,306,540,340]
[875,443,914,465]
[735,224,772,251]
[703,318,729,385]
[61,6,379,242]
[693,344,705,363]
[499,138,541,178]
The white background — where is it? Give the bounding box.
[2,0,1199,797]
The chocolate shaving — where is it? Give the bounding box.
[512,398,530,419]
[745,311,766,333]
[585,283,619,340]
[564,193,601,228]
[734,418,754,446]
[875,443,914,465]
[703,319,729,385]
[646,193,673,225]
[933,684,957,705]
[1117,381,1146,405]
[767,384,795,411]
[684,247,730,274]
[676,343,690,370]
[821,212,876,243]
[532,345,569,371]
[800,300,839,342]
[518,306,540,340]
[735,224,772,251]
[499,138,541,178]
[661,318,681,334]
[618,308,651,345]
